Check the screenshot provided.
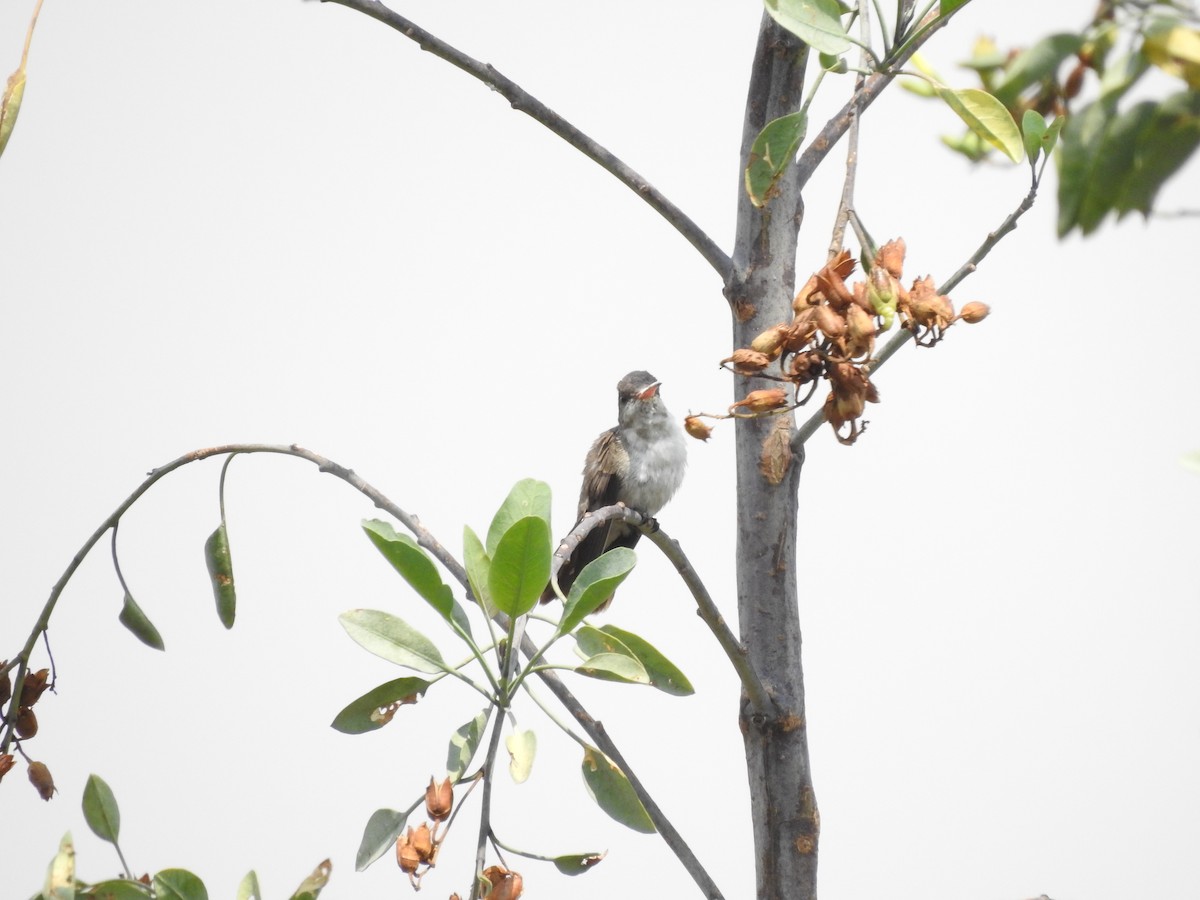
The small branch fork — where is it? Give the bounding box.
[1,443,727,899]
[319,0,733,283]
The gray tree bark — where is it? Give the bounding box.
[726,14,818,900]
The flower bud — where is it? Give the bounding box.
[425,777,454,822]
[684,416,713,442]
[720,348,771,375]
[844,305,876,359]
[729,388,789,415]
[0,753,13,782]
[784,308,818,350]
[958,301,990,323]
[16,706,37,739]
[20,669,49,707]
[28,760,55,800]
[812,305,846,339]
[792,274,820,313]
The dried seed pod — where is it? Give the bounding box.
[792,274,821,313]
[28,760,55,800]
[684,416,713,442]
[959,301,990,323]
[0,664,10,706]
[0,753,13,782]
[396,832,420,874]
[750,323,790,360]
[721,348,772,375]
[844,305,876,359]
[788,350,824,385]
[15,706,37,739]
[729,388,790,415]
[410,823,434,862]
[875,237,906,279]
[483,866,524,900]
[784,308,819,350]
[425,777,454,822]
[20,669,49,707]
[813,305,846,339]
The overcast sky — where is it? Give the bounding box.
[2,1,1198,898]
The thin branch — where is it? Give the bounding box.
[320,0,732,282]
[794,4,962,193]
[469,708,509,900]
[2,442,724,897]
[827,2,873,257]
[793,168,1042,449]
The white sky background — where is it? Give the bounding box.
[2,0,1198,898]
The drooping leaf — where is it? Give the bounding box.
[575,652,650,685]
[288,859,331,900]
[338,609,446,674]
[935,87,1023,162]
[1021,109,1047,163]
[362,520,452,615]
[118,591,165,651]
[598,625,694,696]
[204,524,236,629]
[355,808,409,872]
[580,746,655,833]
[462,525,492,611]
[1057,98,1116,235]
[237,871,262,900]
[558,548,637,635]
[1041,115,1065,156]
[763,0,850,55]
[506,727,537,784]
[152,869,208,900]
[992,33,1084,106]
[447,709,489,779]
[82,774,121,844]
[552,851,607,876]
[744,111,808,208]
[0,70,26,159]
[488,516,551,617]
[330,676,432,734]
[486,479,552,556]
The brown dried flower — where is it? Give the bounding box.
[684,416,713,442]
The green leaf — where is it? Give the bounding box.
[935,87,1023,162]
[355,808,408,872]
[152,869,208,900]
[237,871,262,900]
[82,774,121,844]
[87,879,153,899]
[1021,109,1047,163]
[338,609,446,674]
[992,33,1084,105]
[580,746,655,833]
[940,129,988,162]
[118,591,164,651]
[204,524,236,629]
[486,479,552,556]
[330,676,432,734]
[598,625,694,696]
[288,859,331,900]
[744,111,808,208]
[575,652,650,685]
[574,624,634,659]
[506,727,537,784]
[488,515,551,617]
[1114,91,1200,218]
[447,709,489,779]
[43,833,74,900]
[463,525,492,612]
[362,520,453,615]
[1041,115,1065,156]
[558,548,637,635]
[0,69,26,159]
[552,852,607,876]
[939,0,971,14]
[763,0,850,55]
[1057,98,1116,235]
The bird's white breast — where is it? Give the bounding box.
[621,413,687,516]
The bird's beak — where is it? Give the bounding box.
[636,382,661,401]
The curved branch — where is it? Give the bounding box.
[2,442,724,897]
[320,0,732,282]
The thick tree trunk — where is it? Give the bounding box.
[726,14,817,900]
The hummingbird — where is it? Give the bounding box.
[544,370,688,608]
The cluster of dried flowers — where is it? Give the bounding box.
[0,663,56,800]
[685,239,988,446]
[396,776,457,888]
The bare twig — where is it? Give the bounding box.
[320,0,732,282]
[827,2,873,257]
[470,709,509,900]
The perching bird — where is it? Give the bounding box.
[544,370,687,607]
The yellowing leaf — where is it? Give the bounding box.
[936,87,1023,162]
